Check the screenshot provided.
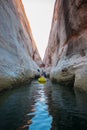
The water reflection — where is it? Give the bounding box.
[28,83,53,130]
[45,81,87,130]
[0,80,87,130]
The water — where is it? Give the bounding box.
[0,80,87,130]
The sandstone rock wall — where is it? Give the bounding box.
[0,0,42,91]
[44,0,87,91]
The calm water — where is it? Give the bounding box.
[0,80,87,130]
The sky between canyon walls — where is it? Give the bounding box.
[22,0,55,59]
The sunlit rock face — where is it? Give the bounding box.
[0,0,42,91]
[44,0,87,91]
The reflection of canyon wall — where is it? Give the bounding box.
[0,0,42,91]
[44,0,87,91]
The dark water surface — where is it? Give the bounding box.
[0,80,87,130]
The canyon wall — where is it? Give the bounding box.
[44,0,87,91]
[0,0,42,91]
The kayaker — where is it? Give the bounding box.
[41,70,46,77]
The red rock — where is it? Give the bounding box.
[0,0,42,91]
[44,0,87,91]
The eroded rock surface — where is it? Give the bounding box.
[0,0,42,91]
[44,0,87,91]
[51,68,75,87]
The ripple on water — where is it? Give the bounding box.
[27,82,53,130]
[0,80,87,130]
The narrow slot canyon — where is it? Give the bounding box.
[0,0,87,130]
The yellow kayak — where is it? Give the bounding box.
[38,76,46,83]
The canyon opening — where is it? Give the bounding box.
[0,0,87,130]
